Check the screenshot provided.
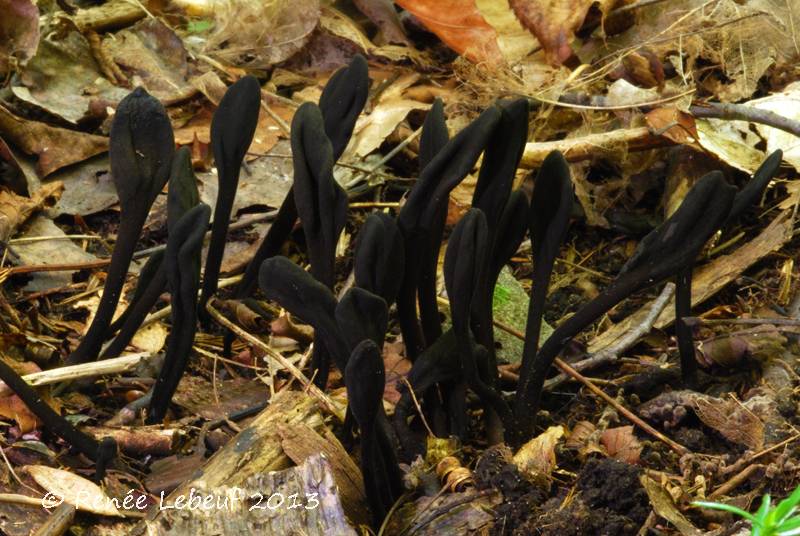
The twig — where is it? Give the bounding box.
[401,376,435,438]
[543,282,675,390]
[683,316,800,327]
[205,299,343,420]
[690,102,800,138]
[0,353,149,397]
[520,127,673,168]
[709,463,763,499]
[490,317,689,455]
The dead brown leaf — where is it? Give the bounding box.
[509,0,621,64]
[353,0,410,45]
[645,108,701,149]
[512,425,564,488]
[0,181,63,243]
[0,105,108,177]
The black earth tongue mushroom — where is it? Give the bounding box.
[0,358,117,480]
[516,150,574,402]
[258,256,350,383]
[726,149,783,224]
[66,87,174,365]
[443,209,513,436]
[511,171,736,447]
[487,191,530,296]
[396,106,502,360]
[468,98,529,390]
[674,149,783,387]
[197,75,261,318]
[227,55,369,319]
[335,288,404,500]
[353,212,405,305]
[290,102,348,387]
[146,203,211,424]
[345,339,402,528]
[416,98,450,344]
[102,147,200,359]
[335,287,389,350]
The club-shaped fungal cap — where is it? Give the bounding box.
[530,150,573,261]
[726,149,783,223]
[620,171,736,278]
[444,208,489,334]
[258,256,339,326]
[398,106,502,234]
[319,54,370,160]
[344,339,385,429]
[354,212,405,302]
[167,146,200,232]
[472,98,529,232]
[291,102,348,285]
[109,86,175,212]
[210,75,261,178]
[419,98,449,171]
[335,287,389,351]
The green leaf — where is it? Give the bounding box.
[187,20,213,33]
[774,486,800,522]
[754,494,772,525]
[691,501,758,523]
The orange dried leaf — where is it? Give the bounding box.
[600,425,642,464]
[394,0,503,64]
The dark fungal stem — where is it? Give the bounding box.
[224,55,369,355]
[147,203,211,424]
[511,171,737,447]
[66,87,174,365]
[0,358,117,478]
[197,75,261,317]
[102,148,201,359]
[396,106,502,360]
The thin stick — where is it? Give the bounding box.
[205,299,343,420]
[690,102,800,138]
[544,282,675,389]
[0,353,149,396]
[401,376,435,438]
[490,316,689,455]
[683,316,800,327]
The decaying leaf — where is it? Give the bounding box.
[600,426,642,465]
[513,425,564,487]
[203,0,321,68]
[0,104,108,177]
[27,465,123,517]
[640,475,702,536]
[129,322,168,354]
[0,181,63,244]
[0,0,39,77]
[395,0,503,64]
[10,215,98,292]
[350,73,430,157]
[692,396,764,450]
[508,0,622,64]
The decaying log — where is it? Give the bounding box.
[139,390,365,534]
[142,453,356,536]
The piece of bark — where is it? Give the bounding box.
[589,210,793,354]
[68,0,147,33]
[83,425,177,457]
[166,390,324,497]
[142,453,356,536]
[277,422,370,527]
